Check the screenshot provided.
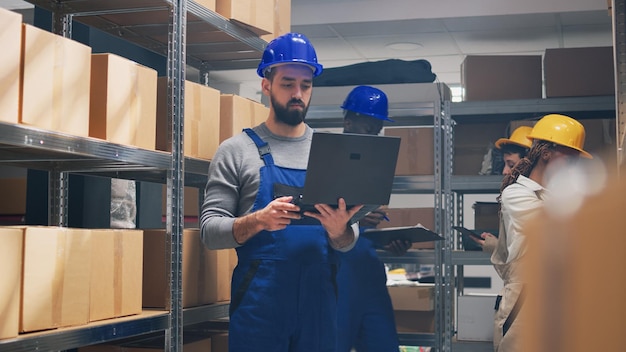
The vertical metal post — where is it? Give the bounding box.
[52,6,72,38]
[613,0,626,168]
[442,100,454,352]
[432,87,443,352]
[49,4,71,228]
[165,1,186,351]
[48,171,68,226]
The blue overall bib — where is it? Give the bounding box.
[229,129,338,352]
[336,236,399,352]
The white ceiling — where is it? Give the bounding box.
[209,0,613,101]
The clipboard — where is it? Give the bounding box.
[361,225,443,248]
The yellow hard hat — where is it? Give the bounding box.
[526,114,592,159]
[495,126,533,149]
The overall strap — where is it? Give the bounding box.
[244,128,274,166]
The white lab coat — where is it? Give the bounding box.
[491,175,546,352]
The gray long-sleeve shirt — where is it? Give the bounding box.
[200,123,313,249]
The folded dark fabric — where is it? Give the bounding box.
[313,59,437,86]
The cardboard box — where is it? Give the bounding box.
[384,127,435,175]
[454,121,509,175]
[216,0,274,35]
[388,285,435,311]
[90,53,157,149]
[156,79,221,160]
[389,285,435,333]
[261,0,291,41]
[20,24,91,136]
[457,294,497,341]
[394,310,435,333]
[162,185,201,218]
[142,229,234,308]
[219,94,254,142]
[251,99,269,127]
[89,229,143,322]
[195,0,216,11]
[378,207,437,249]
[544,47,614,98]
[20,226,91,332]
[473,202,499,232]
[211,333,229,352]
[461,55,542,101]
[0,227,23,339]
[0,178,26,214]
[0,8,22,124]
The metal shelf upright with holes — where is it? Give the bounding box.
[0,1,266,351]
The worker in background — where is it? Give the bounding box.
[200,33,363,352]
[336,85,412,352]
[491,114,592,352]
[472,126,533,253]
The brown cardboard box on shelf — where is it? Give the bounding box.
[216,0,274,35]
[0,227,23,340]
[383,127,435,175]
[544,47,614,98]
[473,202,500,231]
[20,24,91,136]
[195,0,216,11]
[161,185,200,218]
[142,229,234,308]
[378,207,437,249]
[156,79,221,160]
[0,8,22,124]
[20,226,91,332]
[211,333,229,352]
[90,53,157,150]
[388,285,435,333]
[219,94,254,142]
[251,99,269,127]
[0,178,26,215]
[454,121,508,175]
[461,55,542,101]
[89,229,143,322]
[261,0,291,41]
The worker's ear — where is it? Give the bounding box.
[261,77,271,96]
[343,118,352,131]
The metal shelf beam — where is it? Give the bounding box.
[0,311,169,352]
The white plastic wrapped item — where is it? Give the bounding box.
[110,178,137,229]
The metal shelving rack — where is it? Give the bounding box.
[0,1,265,351]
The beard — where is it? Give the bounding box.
[270,94,309,126]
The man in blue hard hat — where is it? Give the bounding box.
[200,32,363,352]
[337,85,412,352]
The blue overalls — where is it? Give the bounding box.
[336,236,399,352]
[229,129,339,352]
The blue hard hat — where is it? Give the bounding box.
[257,32,323,78]
[341,85,393,121]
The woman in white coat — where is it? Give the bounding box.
[491,114,592,352]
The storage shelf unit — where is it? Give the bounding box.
[450,95,615,123]
[0,303,230,352]
[24,0,266,70]
[1,1,265,351]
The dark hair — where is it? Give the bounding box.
[500,144,528,158]
[499,140,553,194]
